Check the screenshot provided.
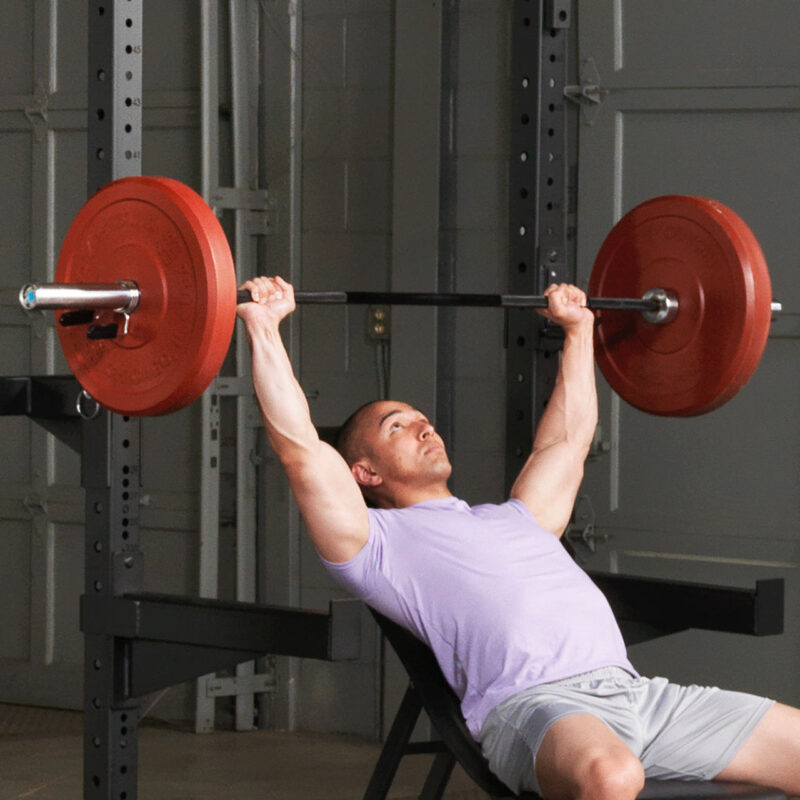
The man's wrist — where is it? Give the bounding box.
[562,317,595,340]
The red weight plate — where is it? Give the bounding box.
[589,195,772,416]
[56,176,236,415]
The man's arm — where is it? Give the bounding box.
[237,276,370,563]
[509,283,597,537]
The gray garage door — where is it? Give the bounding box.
[574,1,800,705]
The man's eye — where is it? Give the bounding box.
[390,422,402,431]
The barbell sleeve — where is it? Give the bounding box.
[20,281,140,313]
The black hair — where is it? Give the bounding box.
[334,399,384,466]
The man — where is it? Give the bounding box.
[237,275,800,799]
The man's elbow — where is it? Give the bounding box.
[270,430,322,472]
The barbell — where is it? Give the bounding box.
[19,176,779,417]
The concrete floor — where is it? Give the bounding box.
[0,704,485,800]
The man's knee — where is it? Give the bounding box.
[579,751,645,800]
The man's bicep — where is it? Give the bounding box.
[510,442,584,537]
[284,441,370,563]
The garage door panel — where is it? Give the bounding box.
[581,0,800,88]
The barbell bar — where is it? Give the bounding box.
[21,283,781,320]
[20,282,679,317]
[19,175,779,417]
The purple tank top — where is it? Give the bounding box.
[321,496,635,736]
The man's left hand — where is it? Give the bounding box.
[537,283,594,332]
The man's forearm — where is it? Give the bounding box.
[246,322,320,465]
[532,321,598,456]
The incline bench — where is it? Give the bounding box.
[363,609,786,800]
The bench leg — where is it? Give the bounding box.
[419,751,456,800]
[363,683,424,800]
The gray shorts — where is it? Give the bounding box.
[478,667,774,796]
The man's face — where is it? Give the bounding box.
[355,401,452,488]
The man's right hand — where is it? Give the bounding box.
[236,275,296,329]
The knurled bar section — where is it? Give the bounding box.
[505,0,571,490]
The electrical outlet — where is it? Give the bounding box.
[367,305,391,340]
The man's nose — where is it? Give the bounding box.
[419,422,434,439]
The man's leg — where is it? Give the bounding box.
[714,702,800,795]
[535,713,645,800]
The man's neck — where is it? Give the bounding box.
[378,483,453,510]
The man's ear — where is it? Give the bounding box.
[352,459,382,488]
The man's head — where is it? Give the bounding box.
[335,400,452,508]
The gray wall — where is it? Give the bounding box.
[0,0,797,743]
